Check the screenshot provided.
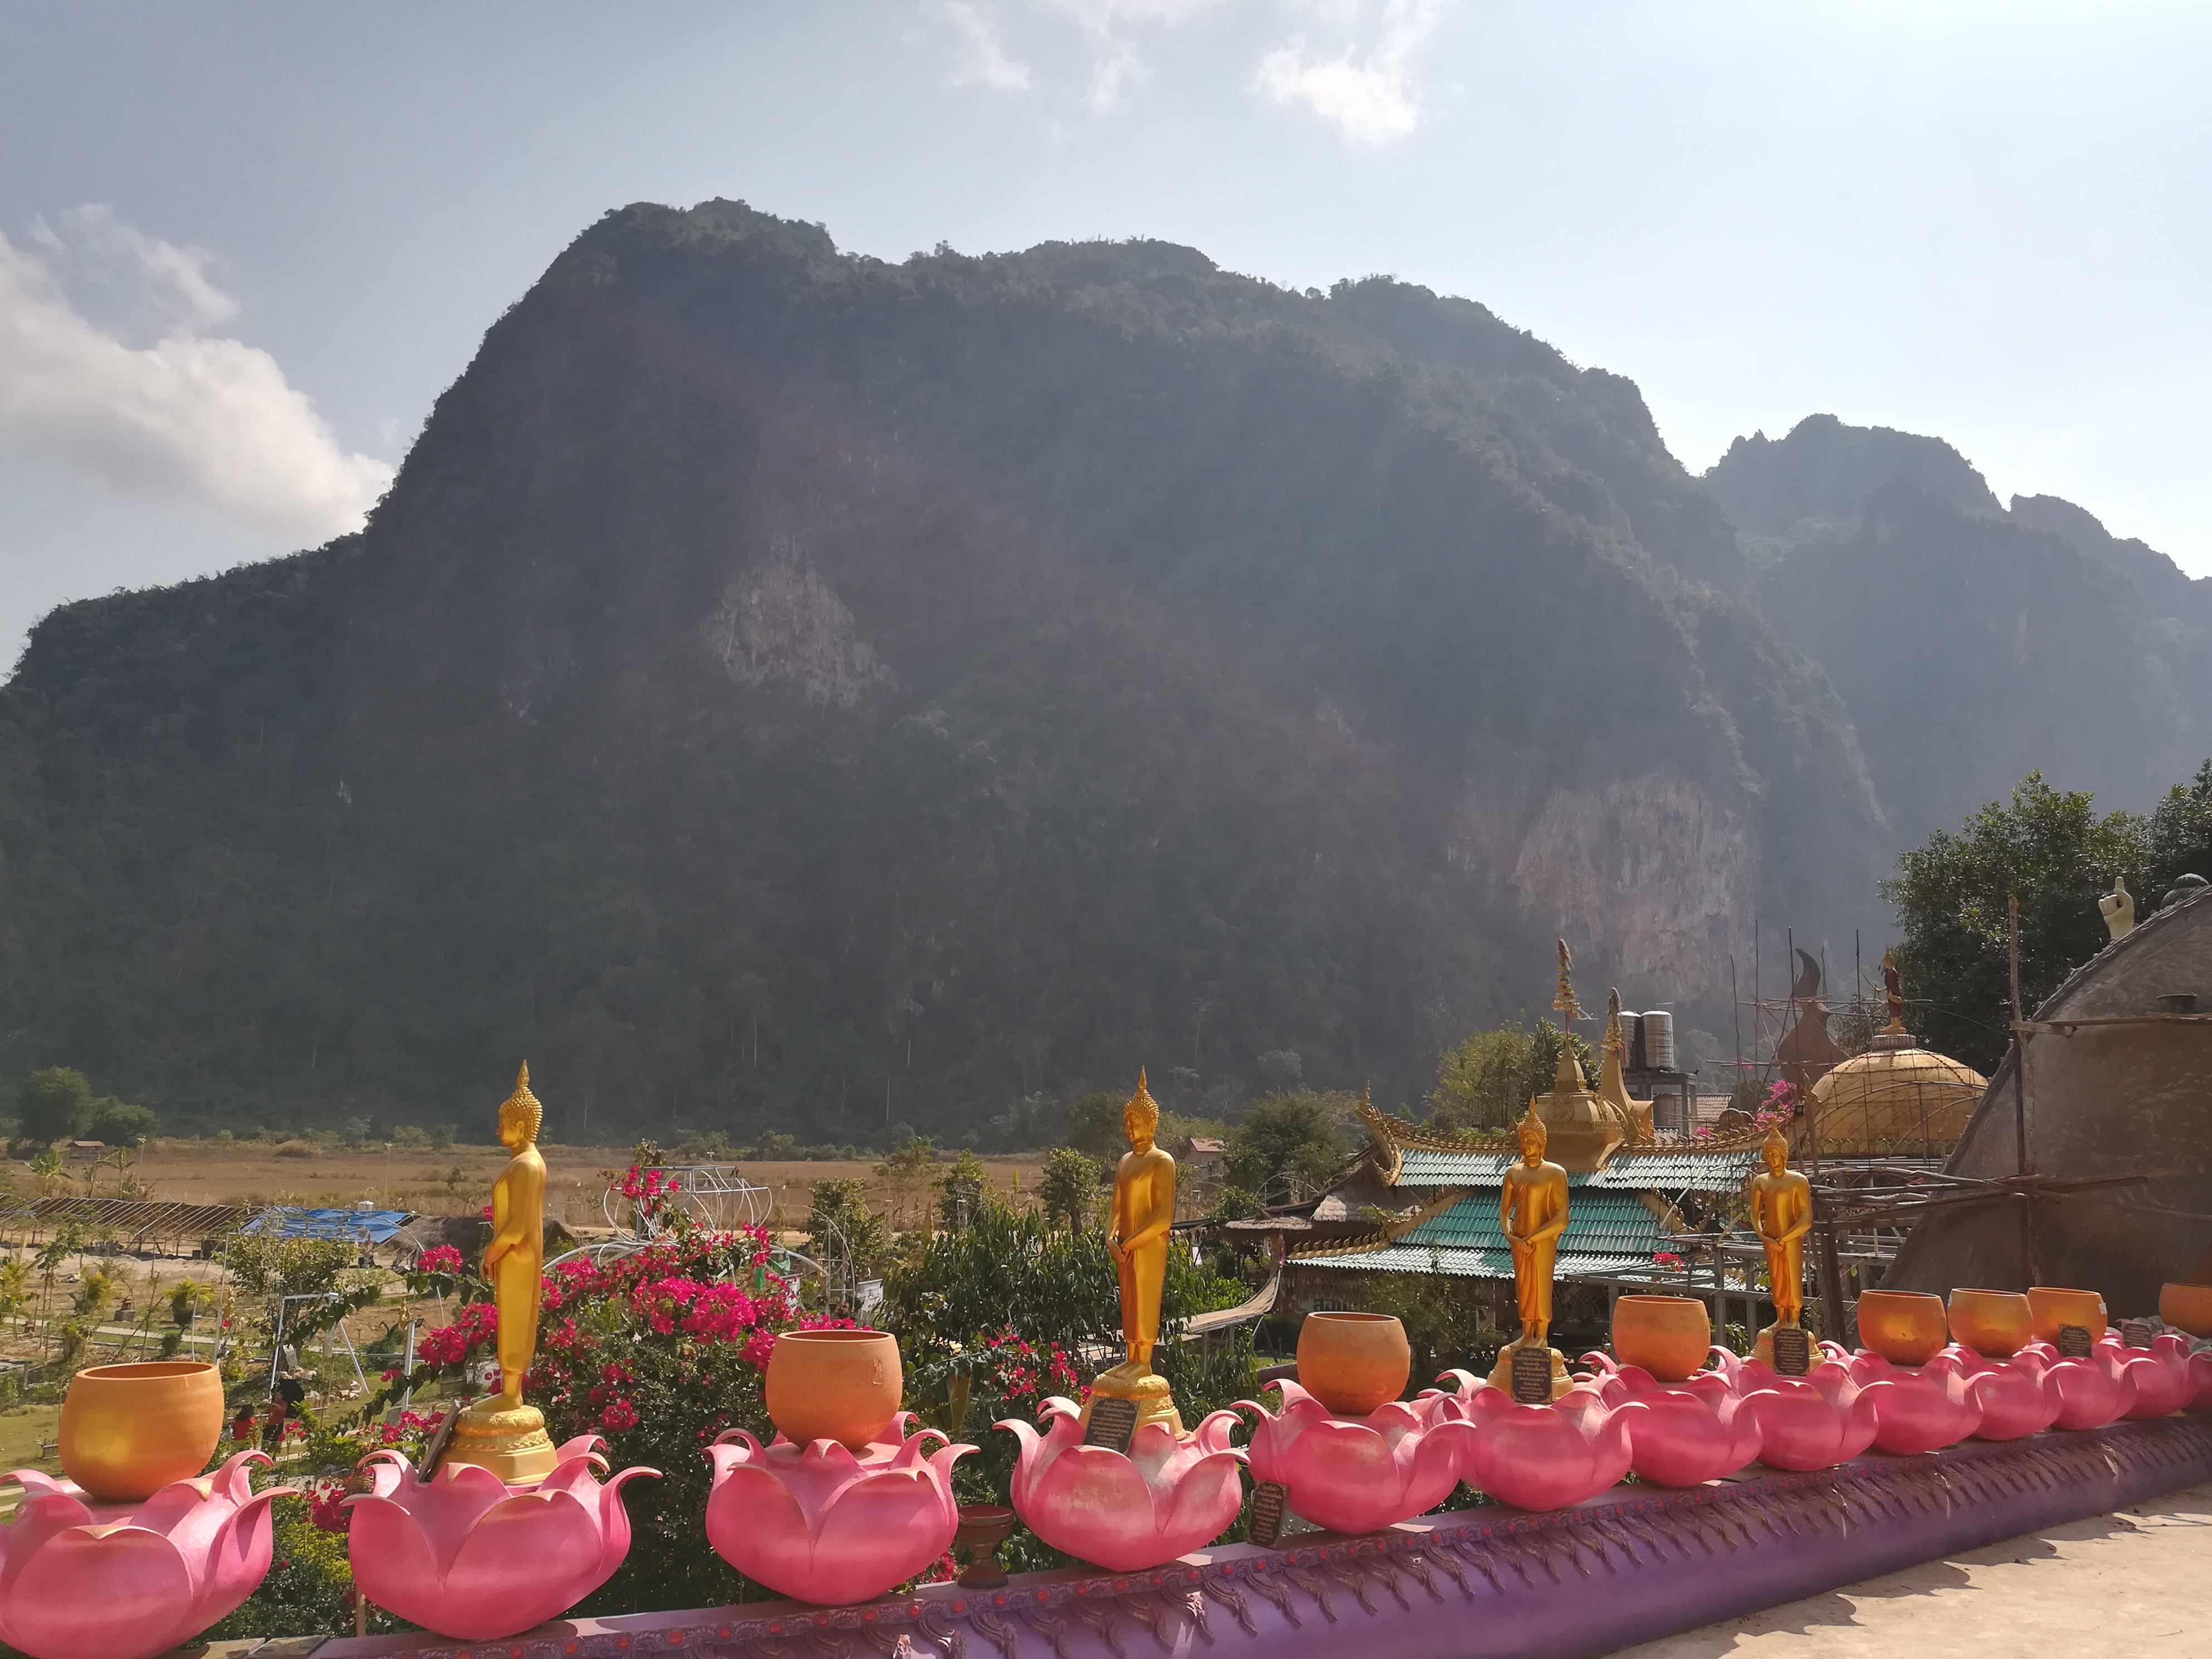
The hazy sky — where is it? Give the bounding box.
[2,2,2206,661]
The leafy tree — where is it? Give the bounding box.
[936,1148,994,1231]
[2147,760,2212,893]
[804,1178,890,1282]
[1429,1028,1534,1134]
[17,1067,91,1144]
[1225,1093,1351,1205]
[1522,1021,1599,1107]
[1037,1147,1099,1230]
[86,1097,159,1147]
[1061,1092,1126,1163]
[1886,770,2153,1071]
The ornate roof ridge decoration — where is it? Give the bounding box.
[1356,1092,1770,1170]
[1286,1186,1469,1261]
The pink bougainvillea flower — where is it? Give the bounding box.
[1438,1372,1643,1512]
[346,1435,657,1641]
[1583,1365,1761,1487]
[707,1419,973,1604]
[0,1451,295,1659]
[1000,1396,1245,1572]
[1234,1380,1472,1535]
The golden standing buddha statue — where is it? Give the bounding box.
[1748,1122,1812,1365]
[1083,1070,1184,1438]
[444,1064,558,1483]
[1488,1107,1573,1399]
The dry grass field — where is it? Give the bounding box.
[61,1141,1050,1237]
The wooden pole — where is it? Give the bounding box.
[2008,894,2036,1287]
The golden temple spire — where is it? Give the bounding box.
[1603,987,1625,1053]
[1553,938,1583,1026]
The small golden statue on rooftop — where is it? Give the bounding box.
[1748,1122,1812,1366]
[1488,1107,1572,1400]
[1085,1070,1183,1437]
[445,1064,557,1483]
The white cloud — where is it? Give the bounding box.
[1256,0,1440,144]
[1044,0,1230,109]
[0,209,391,544]
[940,2,1032,91]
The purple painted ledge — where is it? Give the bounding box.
[207,1417,2212,1659]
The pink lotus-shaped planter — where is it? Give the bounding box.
[1723,1355,1883,1471]
[2112,1334,2195,1419]
[1947,1348,2060,1441]
[1581,1362,1760,1487]
[1843,1352,1983,1454]
[2021,1340,2138,1430]
[1001,1397,1244,1571]
[708,1418,972,1604]
[1235,1380,1473,1535]
[0,1451,293,1659]
[347,1435,657,1640]
[1438,1372,1643,1512]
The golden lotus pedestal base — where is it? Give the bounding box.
[1080,1362,1184,1440]
[1488,1338,1571,1403]
[444,1400,557,1484]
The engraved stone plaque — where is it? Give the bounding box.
[1510,1345,1555,1405]
[1246,1480,1290,1549]
[1771,1326,1811,1376]
[2056,1324,2094,1359]
[1083,1396,1140,1455]
[2120,1319,2155,1350]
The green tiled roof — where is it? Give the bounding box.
[1395,1148,1762,1189]
[1297,1184,1667,1281]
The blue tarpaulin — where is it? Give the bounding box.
[238,1206,414,1243]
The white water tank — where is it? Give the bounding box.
[1641,1010,1676,1072]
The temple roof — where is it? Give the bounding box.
[1803,1040,1988,1153]
[1355,1094,1767,1185]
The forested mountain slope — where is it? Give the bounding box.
[0,202,1896,1138]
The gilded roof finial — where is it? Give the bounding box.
[1554,938,1582,1026]
[1604,986,1624,1054]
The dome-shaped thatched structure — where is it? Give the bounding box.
[1801,1039,1987,1156]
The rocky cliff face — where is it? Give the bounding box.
[0,203,1891,1136]
[1709,415,2212,851]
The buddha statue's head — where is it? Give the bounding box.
[1761,1121,1789,1176]
[1124,1068,1160,1154]
[1516,1107,1549,1166]
[498,1063,544,1151]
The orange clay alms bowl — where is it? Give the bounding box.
[1611,1296,1714,1382]
[1855,1291,1948,1366]
[1946,1288,2034,1358]
[1296,1312,1412,1416]
[2157,1283,2212,1338]
[2026,1287,2107,1346]
[59,1360,225,1501]
[765,1329,903,1451]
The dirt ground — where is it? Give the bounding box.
[1612,1481,2212,1657]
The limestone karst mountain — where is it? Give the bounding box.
[1708,415,2212,850]
[17,201,2183,1141]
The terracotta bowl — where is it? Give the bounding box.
[1611,1295,1714,1382]
[59,1360,224,1501]
[765,1329,902,1450]
[1946,1288,2034,1358]
[2157,1282,2212,1338]
[1855,1291,1948,1366]
[2026,1287,2108,1346]
[1296,1312,1410,1416]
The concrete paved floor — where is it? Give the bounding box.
[1613,1481,2212,1657]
